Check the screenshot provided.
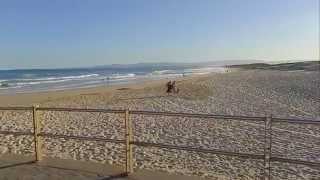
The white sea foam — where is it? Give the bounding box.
[183,67,226,74]
[2,73,100,88]
[0,67,226,94]
[148,70,181,77]
[149,70,174,75]
[16,79,70,86]
[0,85,23,90]
[16,73,100,82]
[108,73,136,80]
[59,74,99,80]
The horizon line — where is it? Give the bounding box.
[0,59,318,71]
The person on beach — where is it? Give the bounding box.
[166,81,173,94]
[172,81,179,94]
[166,80,179,94]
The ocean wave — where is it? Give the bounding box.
[1,73,136,89]
[60,74,99,80]
[15,73,100,82]
[0,85,23,90]
[147,67,226,78]
[16,79,70,86]
[1,73,100,87]
[183,67,226,74]
[108,73,136,80]
[150,70,174,75]
[0,67,226,94]
[148,70,183,77]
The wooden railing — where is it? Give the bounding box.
[0,106,319,179]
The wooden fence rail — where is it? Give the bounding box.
[0,106,319,179]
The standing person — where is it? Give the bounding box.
[166,81,172,94]
[172,81,176,92]
[172,81,179,94]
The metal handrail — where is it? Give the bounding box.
[0,107,33,111]
[131,110,266,121]
[0,106,319,179]
[271,157,320,167]
[272,117,320,125]
[37,107,125,114]
[132,141,265,159]
[1,106,319,124]
[38,132,125,144]
[0,130,33,136]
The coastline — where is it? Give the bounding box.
[0,73,205,106]
[0,70,319,179]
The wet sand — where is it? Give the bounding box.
[0,77,173,106]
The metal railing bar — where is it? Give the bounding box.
[132,141,264,159]
[271,157,320,167]
[272,118,320,125]
[1,106,319,125]
[1,105,320,176]
[38,133,125,144]
[130,110,266,121]
[37,107,125,114]
[0,130,33,136]
[0,107,33,111]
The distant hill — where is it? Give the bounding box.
[93,60,264,69]
[228,61,320,71]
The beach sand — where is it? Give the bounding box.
[0,154,204,180]
[0,70,319,179]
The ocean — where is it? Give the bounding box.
[0,64,226,94]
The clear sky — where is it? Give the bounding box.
[0,0,319,69]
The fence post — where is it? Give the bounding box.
[32,105,42,161]
[264,115,272,180]
[125,109,133,174]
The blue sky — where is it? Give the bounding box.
[0,0,319,69]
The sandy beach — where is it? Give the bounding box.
[0,70,319,179]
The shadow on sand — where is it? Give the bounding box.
[0,160,36,169]
[118,95,166,101]
[38,164,129,180]
[97,172,129,180]
[0,161,129,180]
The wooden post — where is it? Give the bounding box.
[32,105,42,161]
[264,115,272,180]
[129,110,133,173]
[125,109,133,174]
